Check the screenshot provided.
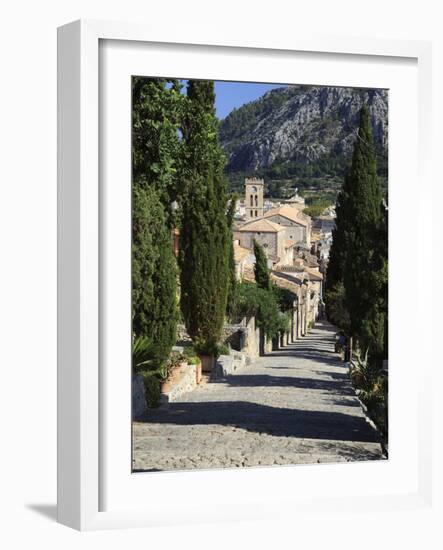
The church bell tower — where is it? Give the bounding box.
[245,177,264,221]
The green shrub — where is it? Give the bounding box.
[233,282,284,340]
[182,345,197,358]
[273,286,296,313]
[303,198,332,218]
[192,340,218,357]
[180,346,201,364]
[141,370,162,408]
[217,344,230,356]
[279,312,291,334]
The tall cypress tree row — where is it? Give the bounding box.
[326,105,388,365]
[253,240,271,291]
[324,169,353,330]
[179,80,230,355]
[132,183,178,364]
[343,105,386,364]
[132,78,180,364]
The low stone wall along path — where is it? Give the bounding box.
[133,321,384,471]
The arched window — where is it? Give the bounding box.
[255,195,258,206]
[250,195,253,207]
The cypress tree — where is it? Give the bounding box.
[179,80,230,355]
[324,169,353,330]
[132,77,183,226]
[132,183,178,364]
[131,77,181,366]
[253,240,271,290]
[226,195,238,318]
[343,105,386,364]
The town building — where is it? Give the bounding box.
[313,214,336,234]
[234,218,295,267]
[234,199,246,220]
[263,204,312,246]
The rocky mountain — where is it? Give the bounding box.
[219,85,388,175]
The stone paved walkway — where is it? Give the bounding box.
[133,321,385,471]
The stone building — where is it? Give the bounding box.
[263,204,311,246]
[272,265,323,340]
[245,177,264,220]
[234,218,295,267]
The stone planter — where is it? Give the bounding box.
[159,361,197,403]
[195,361,202,384]
[199,354,215,373]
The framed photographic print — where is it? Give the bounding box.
[57,19,433,530]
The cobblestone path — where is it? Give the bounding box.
[133,321,385,471]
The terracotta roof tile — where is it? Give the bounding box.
[263,204,309,226]
[238,219,284,233]
[306,268,323,281]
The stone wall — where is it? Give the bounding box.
[221,322,246,351]
[264,334,274,354]
[177,316,261,360]
[212,350,251,380]
[177,321,247,352]
[132,374,147,419]
[266,214,306,243]
[238,230,278,258]
[242,316,260,359]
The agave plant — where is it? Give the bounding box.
[349,348,374,391]
[350,348,388,421]
[132,335,156,373]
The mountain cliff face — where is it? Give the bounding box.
[219,85,388,174]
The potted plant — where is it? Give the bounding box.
[159,352,185,394]
[195,340,218,374]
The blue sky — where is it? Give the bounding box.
[214,81,286,119]
[166,79,287,119]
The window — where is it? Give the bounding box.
[250,195,253,207]
[255,195,258,206]
[255,210,258,217]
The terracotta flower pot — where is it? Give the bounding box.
[199,354,215,373]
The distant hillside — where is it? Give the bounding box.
[219,85,388,196]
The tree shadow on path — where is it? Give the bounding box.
[214,373,355,396]
[138,400,380,443]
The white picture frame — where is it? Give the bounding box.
[57,19,433,531]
